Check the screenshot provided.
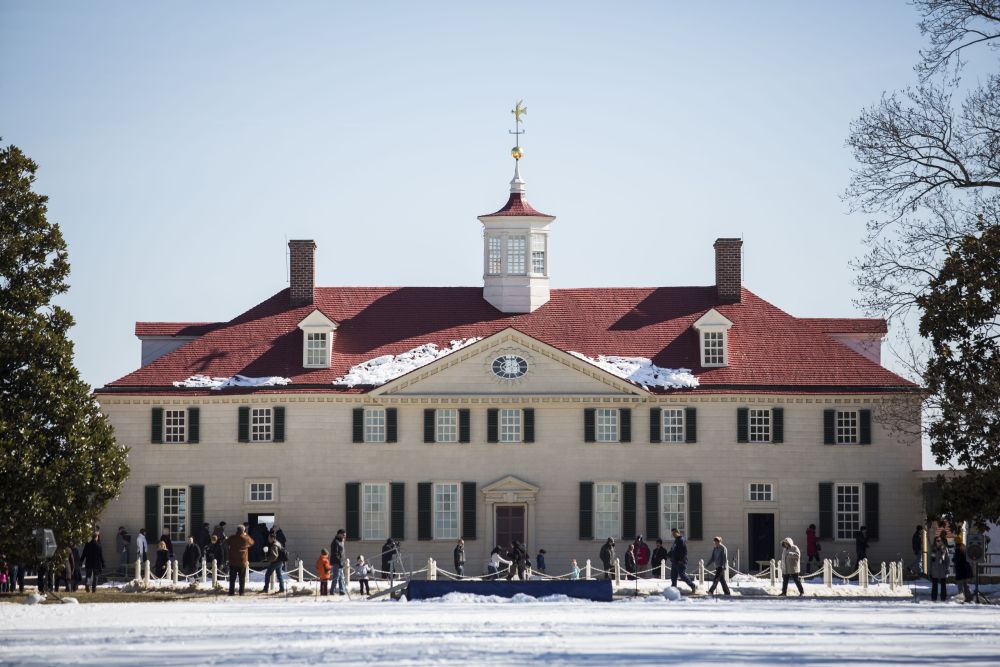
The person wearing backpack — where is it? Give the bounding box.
[262,532,286,594]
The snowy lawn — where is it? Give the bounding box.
[2,594,999,665]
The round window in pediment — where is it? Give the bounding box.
[491,354,529,380]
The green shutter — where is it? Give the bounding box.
[579,482,594,540]
[386,408,397,443]
[390,482,405,540]
[352,407,364,443]
[823,410,835,444]
[417,482,432,540]
[187,407,200,444]
[818,482,834,539]
[523,408,535,443]
[144,485,160,540]
[649,408,661,443]
[772,408,784,444]
[737,407,748,443]
[685,407,697,443]
[688,482,703,540]
[459,409,470,443]
[859,410,872,445]
[622,481,637,540]
[424,409,436,443]
[487,409,499,443]
[345,482,360,541]
[584,409,596,442]
[189,485,204,536]
[462,481,477,540]
[645,482,660,540]
[273,406,285,442]
[238,407,250,443]
[620,409,631,443]
[151,408,163,444]
[864,482,879,541]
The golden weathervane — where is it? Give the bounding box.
[510,100,526,160]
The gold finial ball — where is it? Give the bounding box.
[511,146,523,160]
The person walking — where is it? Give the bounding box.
[453,538,466,577]
[855,526,869,565]
[805,524,821,570]
[115,526,131,575]
[599,538,616,580]
[536,549,547,574]
[651,538,669,578]
[634,536,650,577]
[381,538,397,580]
[953,539,973,602]
[908,525,925,576]
[624,544,637,580]
[135,528,149,565]
[262,532,286,594]
[355,555,372,595]
[780,537,805,596]
[81,532,104,593]
[707,536,731,596]
[668,528,698,593]
[226,524,254,596]
[928,534,950,602]
[506,541,527,581]
[181,536,202,575]
[316,549,332,596]
[330,529,347,595]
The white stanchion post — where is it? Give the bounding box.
[144,559,151,586]
[201,558,207,585]
[244,563,249,589]
[134,559,141,581]
[823,559,831,588]
[880,562,886,586]
[164,559,172,582]
[297,559,304,584]
[211,559,218,587]
[660,559,666,580]
[172,560,179,584]
[769,559,776,587]
[428,558,436,581]
[585,559,591,579]
[614,558,621,586]
[888,562,895,591]
[860,559,868,590]
[898,559,904,588]
[698,559,705,586]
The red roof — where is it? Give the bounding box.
[480,192,552,218]
[100,287,916,395]
[135,322,225,337]
[801,318,887,335]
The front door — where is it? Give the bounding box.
[748,513,775,568]
[495,506,525,549]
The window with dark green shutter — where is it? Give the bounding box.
[818,482,834,539]
[190,485,205,533]
[684,407,697,443]
[417,482,432,540]
[386,408,397,443]
[688,482,703,540]
[459,409,471,443]
[737,407,749,443]
[487,409,499,443]
[346,482,360,541]
[523,408,535,443]
[823,410,835,444]
[859,410,872,445]
[151,408,163,444]
[620,409,631,443]
[273,406,285,443]
[864,482,879,540]
[187,408,200,444]
[238,407,250,443]
[622,481,636,540]
[390,482,406,540]
[584,409,596,442]
[352,408,364,443]
[649,408,661,443]
[144,485,160,541]
[645,482,660,540]
[424,410,435,443]
[462,482,477,540]
[579,482,594,540]
[772,408,784,444]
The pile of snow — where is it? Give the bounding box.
[662,586,682,601]
[569,353,698,389]
[22,593,45,605]
[172,374,292,390]
[333,338,482,387]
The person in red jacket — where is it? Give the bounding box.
[634,535,651,577]
[805,524,821,570]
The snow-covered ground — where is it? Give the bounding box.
[2,594,999,666]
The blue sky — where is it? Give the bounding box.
[2,1,929,393]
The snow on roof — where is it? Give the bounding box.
[569,353,699,389]
[172,374,292,390]
[333,338,482,387]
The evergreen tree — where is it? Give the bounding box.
[0,142,128,566]
[918,220,1000,524]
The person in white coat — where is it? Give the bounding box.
[780,537,804,596]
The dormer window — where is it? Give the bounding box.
[692,308,733,368]
[297,310,338,369]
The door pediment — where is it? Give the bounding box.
[482,475,539,504]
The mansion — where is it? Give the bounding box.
[94,143,923,574]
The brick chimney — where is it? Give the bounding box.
[288,240,316,307]
[714,238,743,303]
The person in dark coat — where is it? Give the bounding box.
[81,533,105,592]
[599,538,616,579]
[275,526,288,552]
[154,541,170,578]
[953,540,973,602]
[668,528,698,593]
[381,538,397,580]
[651,538,669,578]
[908,525,925,575]
[115,526,131,574]
[855,526,869,564]
[330,529,347,595]
[204,535,223,571]
[213,522,228,568]
[159,528,173,559]
[624,544,637,580]
[195,523,211,551]
[181,536,202,575]
[262,532,286,594]
[453,538,466,577]
[536,549,547,574]
[505,541,527,581]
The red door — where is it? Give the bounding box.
[495,506,525,548]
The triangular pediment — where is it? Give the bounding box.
[692,308,732,330]
[370,328,649,397]
[297,309,338,330]
[482,475,540,495]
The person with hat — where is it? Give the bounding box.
[779,536,804,596]
[355,555,372,595]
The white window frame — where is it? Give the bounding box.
[749,408,771,444]
[507,235,526,275]
[747,482,775,502]
[662,408,685,443]
[692,309,733,368]
[304,332,330,368]
[836,410,859,445]
[702,330,727,366]
[593,482,621,539]
[361,482,389,541]
[251,407,273,443]
[436,409,459,443]
[660,483,687,536]
[530,234,546,275]
[247,480,276,503]
[486,235,502,275]
[161,486,188,543]
[365,407,386,443]
[835,482,863,541]
[596,408,619,443]
[499,408,522,443]
[433,482,460,540]
[297,310,337,369]
[163,409,186,444]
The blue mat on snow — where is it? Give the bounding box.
[406,579,613,601]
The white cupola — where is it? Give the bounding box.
[477,101,556,313]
